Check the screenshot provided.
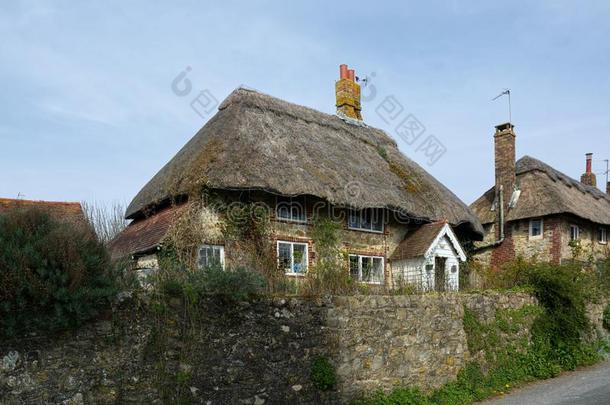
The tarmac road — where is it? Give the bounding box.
[479,361,610,405]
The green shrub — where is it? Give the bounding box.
[357,260,603,405]
[161,279,185,297]
[354,387,431,405]
[305,217,354,295]
[310,356,337,391]
[188,265,266,302]
[519,261,598,370]
[603,304,610,330]
[0,208,117,337]
[597,259,610,297]
[155,244,266,304]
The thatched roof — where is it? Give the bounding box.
[471,156,610,226]
[126,88,482,236]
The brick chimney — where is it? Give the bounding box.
[336,64,362,120]
[494,123,516,239]
[580,153,597,187]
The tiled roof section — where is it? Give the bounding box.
[0,198,87,226]
[390,222,446,261]
[108,203,186,260]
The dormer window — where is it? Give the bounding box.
[348,208,384,233]
[276,196,306,223]
[508,189,521,208]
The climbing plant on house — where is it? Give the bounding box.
[305,217,352,295]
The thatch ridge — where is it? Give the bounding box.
[471,155,610,225]
[126,88,483,236]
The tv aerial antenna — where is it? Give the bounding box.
[492,89,512,124]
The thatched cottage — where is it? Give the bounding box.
[111,65,482,290]
[471,123,610,269]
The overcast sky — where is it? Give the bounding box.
[2,0,609,211]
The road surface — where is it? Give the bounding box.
[479,361,610,405]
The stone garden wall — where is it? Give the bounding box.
[0,292,578,404]
[325,292,537,399]
[0,296,335,405]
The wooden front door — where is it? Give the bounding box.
[434,257,446,292]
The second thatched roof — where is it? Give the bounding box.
[126,88,483,236]
[471,156,610,226]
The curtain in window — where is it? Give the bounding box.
[292,243,307,273]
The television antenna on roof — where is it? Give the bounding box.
[17,192,25,199]
[492,89,512,124]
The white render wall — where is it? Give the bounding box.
[391,257,426,289]
[391,236,460,291]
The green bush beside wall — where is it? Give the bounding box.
[0,208,117,338]
[354,260,607,405]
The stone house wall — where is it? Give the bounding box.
[139,191,428,288]
[474,214,609,269]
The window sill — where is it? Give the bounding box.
[599,241,608,245]
[275,217,308,225]
[529,235,543,240]
[285,272,307,277]
[347,226,384,234]
[360,281,383,285]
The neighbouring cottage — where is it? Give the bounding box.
[0,198,88,230]
[471,123,610,269]
[110,65,483,290]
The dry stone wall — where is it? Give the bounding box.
[325,292,537,400]
[0,292,565,404]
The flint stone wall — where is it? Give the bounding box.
[326,292,537,399]
[0,292,552,404]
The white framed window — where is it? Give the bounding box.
[598,227,607,244]
[198,244,225,269]
[348,254,384,284]
[348,208,384,233]
[570,225,580,241]
[529,218,543,239]
[276,197,306,223]
[277,241,308,275]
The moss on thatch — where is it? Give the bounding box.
[388,161,420,194]
[126,88,482,236]
[471,156,610,225]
